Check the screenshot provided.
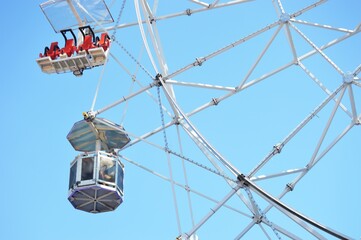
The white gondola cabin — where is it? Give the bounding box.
[67,117,130,213]
[68,151,124,213]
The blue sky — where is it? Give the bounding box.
[1,0,360,239]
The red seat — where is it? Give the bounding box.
[96,33,111,51]
[59,39,77,57]
[39,42,60,60]
[77,35,96,53]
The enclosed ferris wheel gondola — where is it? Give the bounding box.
[67,117,130,213]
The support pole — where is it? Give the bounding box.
[183,184,242,239]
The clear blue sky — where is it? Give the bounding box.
[1,1,360,239]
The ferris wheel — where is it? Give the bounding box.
[36,0,360,239]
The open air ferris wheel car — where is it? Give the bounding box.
[36,0,113,76]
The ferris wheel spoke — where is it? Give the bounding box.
[183,184,242,239]
[238,24,283,89]
[105,0,253,32]
[308,86,347,166]
[166,151,183,235]
[95,81,157,115]
[353,63,361,76]
[290,0,327,19]
[298,61,353,118]
[310,118,356,169]
[263,221,303,240]
[347,84,359,123]
[188,0,210,8]
[120,154,252,218]
[284,23,298,62]
[289,22,344,76]
[354,81,361,88]
[166,20,281,81]
[248,83,345,177]
[209,0,220,8]
[183,63,294,123]
[127,122,174,149]
[234,220,256,239]
[118,121,241,185]
[354,22,361,32]
[290,19,354,34]
[272,0,285,15]
[258,223,273,240]
[175,128,196,228]
[287,121,356,197]
[239,25,361,96]
[167,79,235,92]
[250,167,307,182]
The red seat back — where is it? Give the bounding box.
[60,39,76,57]
[78,35,95,52]
[97,33,110,51]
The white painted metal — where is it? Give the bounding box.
[184,184,242,239]
[61,0,360,238]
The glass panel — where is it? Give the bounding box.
[116,162,124,192]
[40,0,113,32]
[99,157,115,183]
[81,157,94,181]
[69,162,77,189]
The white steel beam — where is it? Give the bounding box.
[95,81,157,115]
[273,0,285,15]
[166,79,235,92]
[309,86,347,166]
[209,0,221,8]
[120,154,252,218]
[250,167,307,182]
[247,83,345,177]
[353,63,361,76]
[166,20,281,80]
[183,184,242,239]
[238,24,283,89]
[262,221,303,240]
[188,0,209,7]
[347,84,358,123]
[298,61,352,118]
[234,221,256,239]
[102,0,254,32]
[289,22,344,76]
[290,0,327,19]
[284,23,298,62]
[290,119,356,189]
[291,19,354,33]
[259,224,272,240]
